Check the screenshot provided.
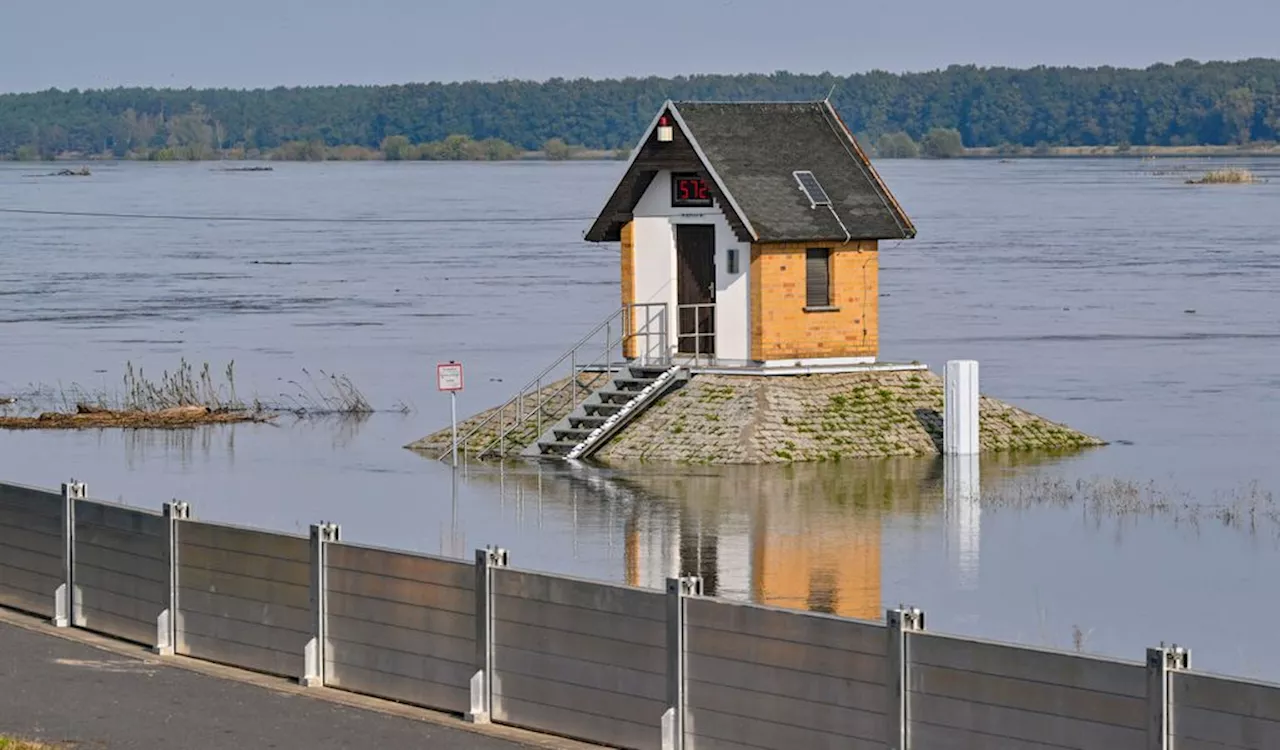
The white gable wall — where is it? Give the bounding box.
[631,170,751,363]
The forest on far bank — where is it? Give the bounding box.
[2,58,1279,161]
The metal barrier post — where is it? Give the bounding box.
[887,606,926,750]
[1146,644,1191,750]
[664,576,703,750]
[54,480,86,628]
[468,546,509,723]
[155,500,190,655]
[303,522,341,686]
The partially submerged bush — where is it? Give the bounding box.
[1,360,405,425]
[1187,168,1261,184]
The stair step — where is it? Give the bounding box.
[598,390,637,403]
[583,403,624,415]
[613,377,656,389]
[569,415,608,428]
[554,427,594,439]
[538,440,578,455]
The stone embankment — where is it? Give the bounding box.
[597,369,1101,463]
[408,368,1102,464]
[406,371,611,459]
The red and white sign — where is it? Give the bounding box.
[437,362,464,392]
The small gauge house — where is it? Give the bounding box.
[585,99,916,368]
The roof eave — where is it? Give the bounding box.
[756,230,914,244]
[820,99,917,239]
[583,100,675,243]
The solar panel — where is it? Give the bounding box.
[793,170,831,208]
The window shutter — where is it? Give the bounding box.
[806,248,831,307]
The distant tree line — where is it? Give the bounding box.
[2,58,1279,160]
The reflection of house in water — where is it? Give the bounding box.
[618,461,941,621]
[470,452,1069,618]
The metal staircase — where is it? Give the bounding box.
[437,303,676,463]
[524,363,687,460]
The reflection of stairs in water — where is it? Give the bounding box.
[524,364,687,460]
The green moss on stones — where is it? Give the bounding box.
[408,367,1105,465]
[597,369,1104,465]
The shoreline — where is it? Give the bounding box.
[6,145,1280,165]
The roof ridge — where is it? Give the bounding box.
[672,99,826,106]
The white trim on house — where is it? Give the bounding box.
[760,356,878,368]
[585,103,672,240]
[693,360,927,377]
[666,104,759,241]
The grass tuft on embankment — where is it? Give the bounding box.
[0,737,57,749]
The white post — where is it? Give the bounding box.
[944,360,979,456]
[451,391,459,468]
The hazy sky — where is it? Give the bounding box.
[3,0,1277,93]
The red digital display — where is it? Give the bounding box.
[671,173,712,207]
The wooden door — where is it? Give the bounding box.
[676,225,716,355]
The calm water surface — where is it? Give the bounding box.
[2,158,1279,678]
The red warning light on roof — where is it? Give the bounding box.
[657,114,673,143]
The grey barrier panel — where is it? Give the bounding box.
[1171,672,1280,749]
[71,498,167,647]
[683,597,889,750]
[906,632,1148,749]
[491,568,668,750]
[0,482,65,618]
[323,542,476,713]
[176,520,311,678]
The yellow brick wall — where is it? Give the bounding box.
[620,222,637,358]
[750,240,879,361]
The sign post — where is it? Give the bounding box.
[437,361,464,467]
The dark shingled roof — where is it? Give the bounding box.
[585,100,915,244]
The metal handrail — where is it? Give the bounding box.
[675,302,716,366]
[438,302,669,462]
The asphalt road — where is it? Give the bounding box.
[0,618,559,749]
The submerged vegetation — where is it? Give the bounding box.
[0,359,401,430]
[984,475,1280,537]
[1185,167,1263,184]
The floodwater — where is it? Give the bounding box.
[2,158,1280,678]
